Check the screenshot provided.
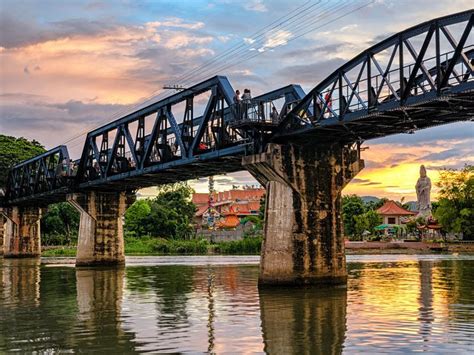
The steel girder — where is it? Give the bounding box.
[5,146,70,204]
[275,9,474,143]
[3,80,303,205]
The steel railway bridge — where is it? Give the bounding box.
[1,10,473,285]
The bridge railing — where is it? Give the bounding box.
[278,10,473,132]
[318,45,474,118]
[5,146,71,202]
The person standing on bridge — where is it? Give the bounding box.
[234,90,242,120]
[241,88,252,103]
[271,106,279,124]
[241,89,252,120]
[324,92,332,117]
[233,90,241,104]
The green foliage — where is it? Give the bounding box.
[125,236,209,255]
[342,195,365,238]
[124,183,196,239]
[354,210,382,237]
[214,236,262,254]
[365,197,388,211]
[0,135,46,187]
[434,165,473,239]
[41,236,263,256]
[41,202,80,245]
[42,247,77,257]
[241,215,263,230]
[124,200,151,237]
[405,219,419,235]
[259,192,266,220]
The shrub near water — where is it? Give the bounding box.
[215,236,262,255]
[124,237,209,255]
[41,236,263,256]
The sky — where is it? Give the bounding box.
[1,0,473,201]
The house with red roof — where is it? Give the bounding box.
[192,188,265,229]
[376,200,416,225]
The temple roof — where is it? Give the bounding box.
[376,200,416,216]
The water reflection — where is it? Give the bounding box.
[259,287,347,354]
[0,256,473,353]
[418,261,434,346]
[0,258,41,307]
[75,268,138,353]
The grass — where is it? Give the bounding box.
[42,247,77,257]
[41,236,263,257]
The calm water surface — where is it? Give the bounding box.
[0,255,473,353]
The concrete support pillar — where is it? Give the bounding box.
[243,143,363,286]
[68,191,135,266]
[3,206,42,258]
[0,213,4,256]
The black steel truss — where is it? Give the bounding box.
[4,78,303,204]
[276,10,473,142]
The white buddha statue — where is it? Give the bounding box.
[416,165,432,217]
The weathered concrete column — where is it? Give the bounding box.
[0,213,4,256]
[3,206,42,258]
[243,143,363,286]
[68,191,135,266]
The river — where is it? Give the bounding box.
[0,255,473,353]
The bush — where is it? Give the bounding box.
[42,247,77,257]
[215,236,263,255]
[124,236,209,255]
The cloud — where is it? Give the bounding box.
[275,58,346,85]
[372,122,474,145]
[163,32,213,49]
[146,18,205,30]
[421,148,466,162]
[258,30,292,52]
[1,94,129,156]
[0,14,117,48]
[244,0,267,12]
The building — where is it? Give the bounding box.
[376,200,416,225]
[192,188,265,229]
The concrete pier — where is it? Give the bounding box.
[2,206,42,258]
[244,143,363,286]
[68,191,135,266]
[0,214,4,256]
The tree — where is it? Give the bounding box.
[0,135,45,188]
[124,199,151,237]
[366,197,388,211]
[41,202,80,245]
[354,210,382,237]
[434,165,473,239]
[124,183,196,239]
[259,192,266,220]
[342,195,365,238]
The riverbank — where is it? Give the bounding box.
[345,241,474,254]
[41,236,263,257]
[40,238,474,257]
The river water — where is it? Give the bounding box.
[0,255,473,353]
